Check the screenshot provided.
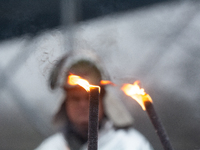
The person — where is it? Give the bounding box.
[35,53,154,150]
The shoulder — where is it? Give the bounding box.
[34,132,69,150]
[99,123,154,150]
[124,128,153,146]
[116,128,153,149]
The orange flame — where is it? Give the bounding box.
[121,81,152,110]
[100,80,115,86]
[68,75,100,92]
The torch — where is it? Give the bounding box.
[68,75,101,150]
[121,81,174,150]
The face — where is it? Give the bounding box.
[65,87,104,134]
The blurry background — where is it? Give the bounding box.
[1,0,200,150]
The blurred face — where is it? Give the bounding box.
[65,87,104,134]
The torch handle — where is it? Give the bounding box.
[88,87,100,150]
[144,101,174,150]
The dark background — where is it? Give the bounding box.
[0,0,170,41]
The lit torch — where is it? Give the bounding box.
[121,81,174,150]
[68,74,109,150]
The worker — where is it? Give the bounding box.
[35,53,154,150]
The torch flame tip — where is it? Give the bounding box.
[100,80,116,86]
[121,80,152,110]
[68,74,101,92]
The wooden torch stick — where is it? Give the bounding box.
[88,86,100,150]
[144,101,174,150]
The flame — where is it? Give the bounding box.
[100,80,115,86]
[68,75,100,92]
[121,81,152,110]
